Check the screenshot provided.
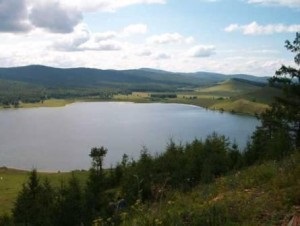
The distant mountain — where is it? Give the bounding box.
[181,71,229,83]
[0,65,268,91]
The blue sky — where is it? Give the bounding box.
[0,0,299,76]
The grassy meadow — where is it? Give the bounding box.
[19,99,75,108]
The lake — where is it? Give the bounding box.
[0,102,259,171]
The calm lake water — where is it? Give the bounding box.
[0,102,259,171]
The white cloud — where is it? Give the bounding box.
[185,36,196,44]
[154,52,171,59]
[94,31,117,41]
[121,24,148,36]
[0,31,291,76]
[187,45,216,57]
[47,25,121,52]
[1,0,295,77]
[247,0,300,8]
[29,1,82,33]
[147,33,194,45]
[147,33,183,44]
[0,0,163,34]
[224,21,300,35]
[136,49,152,56]
[52,23,148,52]
[110,0,166,11]
[0,0,82,34]
[51,24,90,51]
[60,0,166,12]
[80,40,122,51]
[91,23,147,43]
[224,24,239,32]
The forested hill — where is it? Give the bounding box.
[0,65,268,90]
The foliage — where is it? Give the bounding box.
[245,33,300,163]
[89,147,107,176]
[150,93,177,99]
[13,169,54,226]
[54,175,84,226]
[270,32,300,148]
[120,133,240,204]
[84,147,110,224]
[10,148,110,226]
[4,135,299,225]
[0,79,45,106]
[120,152,300,226]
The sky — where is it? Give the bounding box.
[0,0,299,76]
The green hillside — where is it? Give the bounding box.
[198,78,264,96]
[211,99,268,115]
[121,152,300,226]
[190,78,282,114]
[0,65,267,92]
[240,86,282,104]
[0,65,223,89]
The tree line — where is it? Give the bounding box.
[0,85,120,107]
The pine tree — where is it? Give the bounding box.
[84,147,108,224]
[54,174,84,226]
[269,32,300,148]
[13,169,55,226]
[246,33,300,162]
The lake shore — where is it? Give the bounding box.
[0,96,268,116]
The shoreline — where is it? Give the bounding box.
[0,98,266,116]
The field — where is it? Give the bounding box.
[0,167,88,215]
[19,99,75,108]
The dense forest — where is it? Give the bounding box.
[0,34,299,226]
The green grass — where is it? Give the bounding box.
[119,152,300,226]
[239,86,282,104]
[198,79,261,96]
[0,167,88,215]
[211,98,269,115]
[0,168,28,215]
[112,92,151,103]
[19,99,75,108]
